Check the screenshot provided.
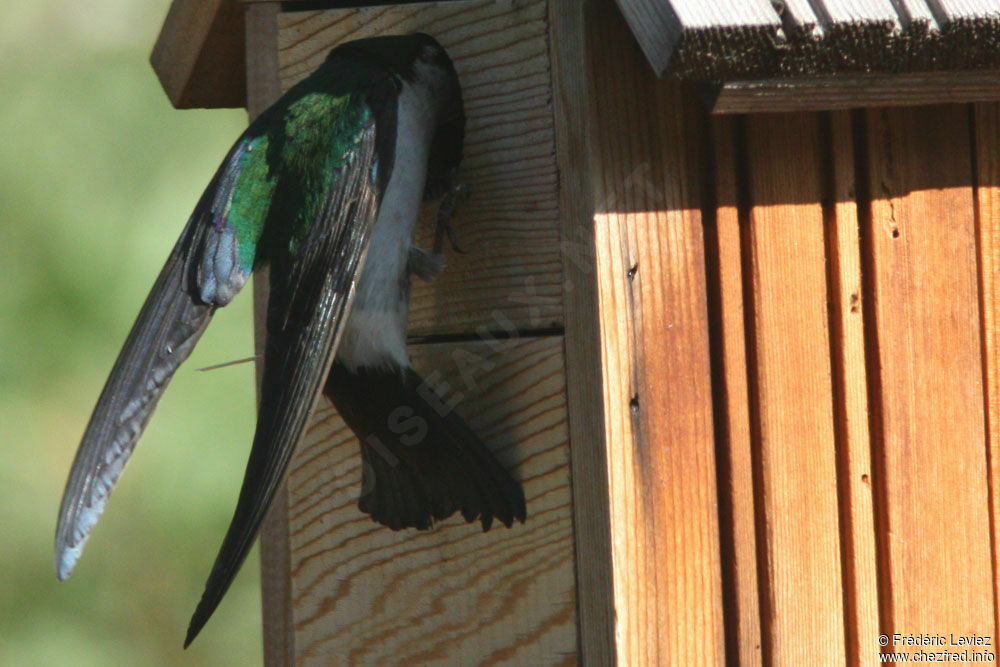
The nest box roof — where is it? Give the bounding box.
[151,0,1000,111]
[617,0,1000,78]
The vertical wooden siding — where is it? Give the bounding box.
[976,102,1000,644]
[744,113,846,663]
[582,6,1000,661]
[262,2,580,663]
[253,1,1000,664]
[586,6,727,664]
[707,102,999,662]
[865,105,992,644]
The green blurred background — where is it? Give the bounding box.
[1,1,264,664]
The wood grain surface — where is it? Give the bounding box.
[612,0,1000,82]
[245,6,296,666]
[548,1,616,662]
[700,104,1000,662]
[864,104,994,641]
[265,5,578,664]
[827,111,879,664]
[709,115,762,667]
[743,112,846,663]
[709,72,1000,115]
[284,337,575,665]
[246,1,1000,664]
[151,0,246,108]
[586,3,725,663]
[974,101,1000,646]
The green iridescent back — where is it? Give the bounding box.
[209,52,390,277]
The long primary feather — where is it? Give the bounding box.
[185,113,385,647]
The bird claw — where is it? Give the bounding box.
[433,179,469,255]
[407,247,445,282]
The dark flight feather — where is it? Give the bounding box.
[324,363,526,533]
[184,119,383,647]
[55,34,526,650]
[54,178,221,581]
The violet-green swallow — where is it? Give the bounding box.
[54,33,526,647]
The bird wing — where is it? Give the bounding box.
[184,100,389,646]
[53,129,274,581]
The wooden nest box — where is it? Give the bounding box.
[153,0,1000,663]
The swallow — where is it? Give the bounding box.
[55,33,526,647]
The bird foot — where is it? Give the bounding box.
[433,179,469,255]
[408,247,445,282]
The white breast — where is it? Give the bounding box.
[336,66,441,372]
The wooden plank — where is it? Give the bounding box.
[827,111,879,664]
[781,0,824,33]
[893,0,938,26]
[974,101,1000,652]
[743,113,845,662]
[611,0,1000,80]
[587,2,724,663]
[707,71,1000,114]
[813,0,903,23]
[778,0,921,32]
[283,337,576,664]
[245,5,294,666]
[611,0,778,74]
[275,2,563,338]
[151,0,246,109]
[934,0,1000,20]
[548,1,616,663]
[779,0,928,33]
[246,2,1000,82]
[244,4,280,121]
[864,105,994,644]
[263,3,577,663]
[708,116,763,666]
[663,0,781,24]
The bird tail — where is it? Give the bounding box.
[324,361,526,531]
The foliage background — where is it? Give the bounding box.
[1,1,264,663]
